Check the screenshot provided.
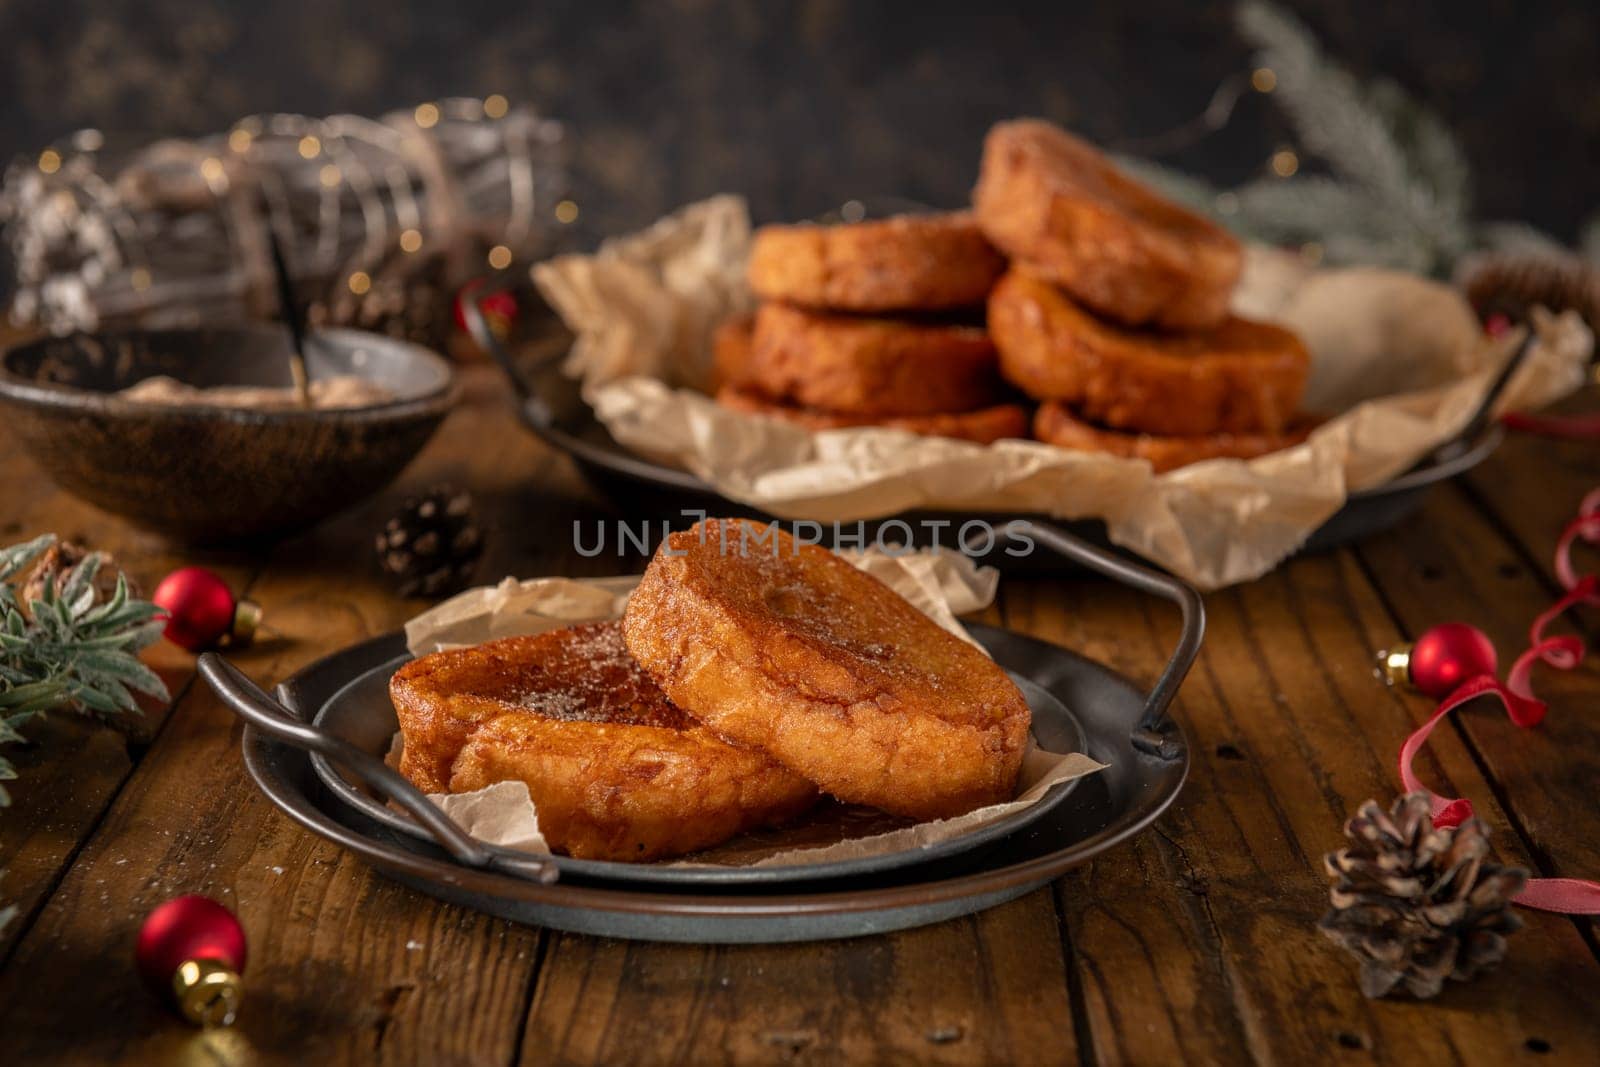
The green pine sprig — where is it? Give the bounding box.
[1127,1,1590,276]
[0,534,169,807]
[1233,0,1473,273]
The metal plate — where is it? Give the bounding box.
[244,624,1189,943]
[500,350,1504,561]
[308,657,1088,886]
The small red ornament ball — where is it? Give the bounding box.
[135,895,248,995]
[152,567,249,651]
[1409,622,1499,698]
[452,286,518,335]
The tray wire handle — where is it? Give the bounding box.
[1449,327,1537,456]
[198,653,560,884]
[1012,522,1204,760]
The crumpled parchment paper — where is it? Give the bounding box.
[531,196,1593,589]
[400,548,1105,867]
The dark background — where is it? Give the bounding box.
[3,0,1595,246]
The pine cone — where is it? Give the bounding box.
[374,486,484,598]
[1457,249,1600,334]
[20,541,136,611]
[1320,794,1527,999]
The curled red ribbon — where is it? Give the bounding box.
[1396,490,1600,914]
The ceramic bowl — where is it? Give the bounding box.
[0,325,457,542]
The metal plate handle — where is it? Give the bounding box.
[199,653,559,884]
[1011,522,1203,760]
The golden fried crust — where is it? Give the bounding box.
[622,519,1032,820]
[747,303,1002,415]
[748,211,1005,312]
[973,120,1242,330]
[715,386,1028,444]
[1034,402,1318,473]
[708,314,755,391]
[988,270,1310,435]
[390,622,817,862]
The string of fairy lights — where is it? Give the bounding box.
[4,64,1312,341]
[1115,64,1298,178]
[1,95,574,341]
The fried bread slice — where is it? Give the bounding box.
[709,313,755,391]
[974,119,1242,330]
[1034,401,1317,472]
[989,269,1309,435]
[748,211,1005,312]
[622,519,1032,820]
[715,385,1028,443]
[746,302,1002,416]
[390,621,817,862]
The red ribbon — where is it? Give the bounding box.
[1502,411,1600,439]
[1395,490,1600,914]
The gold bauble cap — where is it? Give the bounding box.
[172,958,241,1028]
[1376,643,1414,687]
[228,599,262,647]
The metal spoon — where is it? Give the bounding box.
[262,220,312,408]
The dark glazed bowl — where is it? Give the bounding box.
[0,325,457,542]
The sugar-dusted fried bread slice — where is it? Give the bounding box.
[974,119,1242,330]
[746,302,1002,416]
[1034,402,1318,472]
[389,621,816,862]
[715,385,1028,444]
[988,269,1309,435]
[622,519,1032,820]
[748,211,1005,312]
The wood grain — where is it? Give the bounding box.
[0,441,255,963]
[1009,552,1600,1064]
[4,361,1600,1065]
[1357,483,1600,943]
[1465,385,1600,592]
[516,600,1088,1067]
[0,369,591,1064]
[523,893,1078,1067]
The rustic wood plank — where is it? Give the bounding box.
[1354,484,1600,942]
[5,354,1598,1065]
[1463,384,1600,590]
[1009,550,1600,1064]
[0,367,610,1063]
[0,441,257,963]
[994,580,1253,1067]
[522,893,1079,1067]
[517,596,1088,1067]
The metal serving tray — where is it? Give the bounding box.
[464,288,1504,563]
[212,522,1201,942]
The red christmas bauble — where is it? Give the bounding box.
[1408,622,1499,698]
[452,286,518,335]
[136,895,248,1026]
[151,567,259,651]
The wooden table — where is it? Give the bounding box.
[2,363,1598,1065]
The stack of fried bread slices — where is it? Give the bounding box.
[976,120,1315,471]
[710,118,1317,471]
[714,212,1029,444]
[391,519,1033,863]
